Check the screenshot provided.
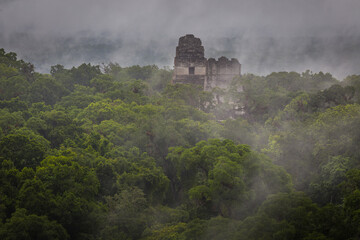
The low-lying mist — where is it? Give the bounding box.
[1,32,360,80]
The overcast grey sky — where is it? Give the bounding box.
[1,0,360,79]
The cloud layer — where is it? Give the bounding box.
[1,0,360,79]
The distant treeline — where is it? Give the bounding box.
[0,48,360,239]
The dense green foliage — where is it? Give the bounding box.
[0,48,359,239]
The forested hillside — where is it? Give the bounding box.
[0,48,360,239]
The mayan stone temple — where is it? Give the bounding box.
[173,34,241,90]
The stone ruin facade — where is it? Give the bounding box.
[173,34,241,90]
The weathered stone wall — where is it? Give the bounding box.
[173,34,207,87]
[173,34,241,90]
[206,57,241,90]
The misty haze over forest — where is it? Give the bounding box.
[1,0,360,79]
[2,1,360,239]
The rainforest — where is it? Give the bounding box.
[0,48,360,240]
